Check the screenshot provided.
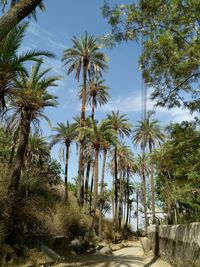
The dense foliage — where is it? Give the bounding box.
[153,121,200,224]
[101,0,200,112]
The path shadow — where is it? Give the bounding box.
[144,225,160,267]
[143,256,159,267]
[60,253,147,267]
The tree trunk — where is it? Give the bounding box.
[8,113,31,194]
[77,142,84,206]
[77,64,87,206]
[136,191,139,233]
[0,0,43,42]
[91,95,95,121]
[90,148,99,233]
[118,171,123,230]
[81,64,87,125]
[98,149,107,238]
[125,172,130,227]
[113,147,118,230]
[112,178,115,220]
[84,160,91,206]
[64,144,70,203]
[129,202,132,224]
[81,156,85,206]
[89,164,94,211]
[142,167,148,232]
[164,174,173,224]
[149,144,156,224]
[92,148,99,213]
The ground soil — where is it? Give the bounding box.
[53,241,172,267]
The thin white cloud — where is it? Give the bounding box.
[99,91,196,123]
[26,21,66,52]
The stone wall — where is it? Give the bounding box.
[148,223,200,267]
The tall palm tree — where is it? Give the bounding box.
[115,142,134,229]
[133,112,165,224]
[124,159,136,228]
[0,23,54,111]
[135,154,149,231]
[73,115,92,206]
[80,119,115,233]
[98,128,118,238]
[8,62,59,196]
[62,32,108,206]
[107,111,132,228]
[0,62,58,245]
[79,77,110,120]
[50,121,77,202]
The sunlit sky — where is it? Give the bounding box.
[18,0,195,185]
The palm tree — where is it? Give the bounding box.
[98,128,118,238]
[115,142,134,229]
[133,112,165,224]
[135,154,149,231]
[83,146,94,207]
[0,62,58,245]
[62,32,108,206]
[80,119,115,232]
[0,23,54,111]
[124,160,136,228]
[107,111,132,228]
[50,121,77,202]
[79,77,110,120]
[8,62,59,196]
[73,115,92,206]
[0,0,44,41]
[26,133,50,167]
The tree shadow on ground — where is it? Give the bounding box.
[143,256,159,267]
[60,253,147,267]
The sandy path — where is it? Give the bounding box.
[55,241,172,267]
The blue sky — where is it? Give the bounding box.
[19,1,195,187]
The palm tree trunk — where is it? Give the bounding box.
[142,167,148,232]
[136,191,139,232]
[92,148,99,213]
[129,202,132,224]
[118,171,123,230]
[89,148,99,233]
[91,96,95,121]
[149,144,156,224]
[64,144,70,203]
[98,149,107,238]
[89,164,95,211]
[77,64,87,206]
[125,172,130,227]
[81,64,87,125]
[0,0,43,42]
[84,160,91,206]
[112,178,115,219]
[77,142,84,206]
[8,113,31,194]
[81,157,85,206]
[114,147,118,229]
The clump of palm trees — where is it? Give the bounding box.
[0,23,166,244]
[56,32,165,237]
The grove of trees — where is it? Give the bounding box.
[0,0,199,265]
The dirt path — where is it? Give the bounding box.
[55,241,172,267]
